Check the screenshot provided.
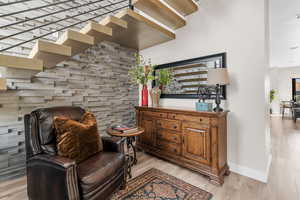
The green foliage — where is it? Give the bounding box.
[157,69,172,86]
[128,54,155,85]
[270,89,276,103]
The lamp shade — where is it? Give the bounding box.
[207,68,229,85]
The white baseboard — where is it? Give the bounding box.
[228,154,272,183]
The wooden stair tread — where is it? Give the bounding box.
[0,78,6,90]
[56,30,95,56]
[164,0,198,16]
[29,40,71,69]
[0,54,43,71]
[114,9,175,50]
[100,16,128,29]
[133,0,186,30]
[80,21,112,43]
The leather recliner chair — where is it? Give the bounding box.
[24,106,127,200]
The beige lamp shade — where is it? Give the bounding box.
[207,68,229,85]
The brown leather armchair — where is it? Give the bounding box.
[24,106,127,200]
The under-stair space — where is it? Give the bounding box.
[133,0,186,30]
[28,40,71,69]
[113,8,176,50]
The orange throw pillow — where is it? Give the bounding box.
[53,112,103,163]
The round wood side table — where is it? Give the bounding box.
[107,128,144,178]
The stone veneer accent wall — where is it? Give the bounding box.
[0,41,138,181]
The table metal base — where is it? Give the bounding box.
[125,136,137,178]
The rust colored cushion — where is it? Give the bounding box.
[53,112,103,163]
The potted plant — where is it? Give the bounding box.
[129,54,155,107]
[157,69,172,90]
[270,89,276,114]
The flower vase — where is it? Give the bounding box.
[150,87,161,107]
[141,85,148,107]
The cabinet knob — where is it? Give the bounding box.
[173,136,177,140]
[173,149,177,153]
[160,114,163,117]
[173,125,177,129]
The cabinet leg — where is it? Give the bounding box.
[209,176,224,186]
[224,169,231,176]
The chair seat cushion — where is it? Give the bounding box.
[77,152,125,194]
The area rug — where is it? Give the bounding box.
[111,168,213,200]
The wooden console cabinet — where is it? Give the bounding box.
[135,106,229,185]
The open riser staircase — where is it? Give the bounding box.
[0,0,200,181]
[0,0,199,91]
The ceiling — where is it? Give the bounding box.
[270,0,300,68]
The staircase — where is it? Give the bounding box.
[0,0,199,91]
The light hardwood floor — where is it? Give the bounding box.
[1,117,300,200]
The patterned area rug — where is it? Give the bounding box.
[111,168,212,200]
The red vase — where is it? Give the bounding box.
[141,85,148,107]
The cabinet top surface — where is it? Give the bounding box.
[135,106,229,117]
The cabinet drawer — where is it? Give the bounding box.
[157,119,181,131]
[168,113,210,124]
[157,129,181,144]
[157,140,181,155]
[183,121,209,130]
[143,111,167,118]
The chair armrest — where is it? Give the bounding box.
[27,155,80,200]
[102,136,126,153]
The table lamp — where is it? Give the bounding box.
[207,68,229,112]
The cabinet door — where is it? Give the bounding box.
[139,118,155,146]
[182,125,211,165]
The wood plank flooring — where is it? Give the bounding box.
[1,117,299,200]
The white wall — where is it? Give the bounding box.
[270,66,300,115]
[141,0,271,182]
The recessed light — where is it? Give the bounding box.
[297,14,300,19]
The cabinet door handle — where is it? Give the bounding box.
[186,128,206,133]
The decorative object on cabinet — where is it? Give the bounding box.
[150,87,161,107]
[207,68,229,112]
[129,54,155,107]
[150,68,173,107]
[111,168,213,200]
[135,106,230,186]
[196,86,213,111]
[152,53,227,99]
